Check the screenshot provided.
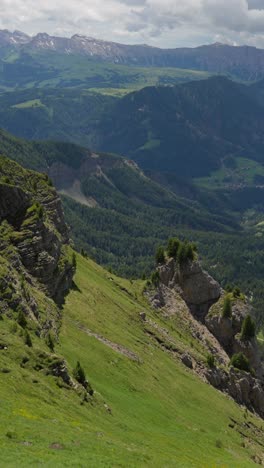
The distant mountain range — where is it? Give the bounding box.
[2,29,264,80]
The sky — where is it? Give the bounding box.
[2,0,264,48]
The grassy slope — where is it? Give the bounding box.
[0,50,211,93]
[1,253,263,466]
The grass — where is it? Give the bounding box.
[0,253,263,466]
[1,49,211,92]
[11,99,45,109]
[195,157,264,189]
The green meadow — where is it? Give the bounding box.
[0,254,263,466]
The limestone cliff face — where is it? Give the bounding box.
[158,258,221,321]
[155,256,264,419]
[0,157,75,310]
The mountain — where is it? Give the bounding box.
[0,127,264,331]
[2,30,264,80]
[93,76,264,178]
[0,157,264,464]
[0,128,237,272]
[2,76,263,179]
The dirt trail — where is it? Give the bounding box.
[75,322,141,363]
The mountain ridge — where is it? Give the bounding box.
[1,29,264,80]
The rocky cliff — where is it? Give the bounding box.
[0,155,94,399]
[151,256,264,419]
[0,156,75,320]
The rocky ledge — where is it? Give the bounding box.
[153,256,264,419]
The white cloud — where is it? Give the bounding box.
[1,0,264,48]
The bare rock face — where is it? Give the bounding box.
[158,258,221,321]
[0,184,29,227]
[233,338,263,379]
[206,366,264,418]
[0,164,75,306]
[181,353,193,369]
[177,261,221,320]
[205,299,246,352]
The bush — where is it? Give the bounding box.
[72,252,77,269]
[155,246,165,264]
[185,243,195,262]
[151,271,160,287]
[222,296,232,319]
[232,286,241,298]
[24,330,32,347]
[207,354,215,368]
[230,352,250,372]
[241,315,256,341]
[45,332,55,352]
[177,243,189,266]
[73,361,86,386]
[17,309,27,328]
[167,238,180,258]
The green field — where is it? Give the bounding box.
[195,157,264,189]
[0,254,263,466]
[0,49,211,93]
[12,99,45,109]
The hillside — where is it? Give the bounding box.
[1,249,264,466]
[0,154,264,465]
[0,128,263,329]
[1,77,264,180]
[0,49,210,93]
[1,30,264,81]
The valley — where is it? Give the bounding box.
[1,27,264,466]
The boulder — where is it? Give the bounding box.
[181,353,193,369]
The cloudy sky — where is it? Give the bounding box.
[2,0,264,48]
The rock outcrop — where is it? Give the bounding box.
[154,256,264,419]
[0,157,75,319]
[158,258,221,321]
[206,367,264,419]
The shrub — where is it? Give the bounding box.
[73,361,86,386]
[2,176,10,184]
[222,296,232,319]
[27,202,44,219]
[230,353,250,372]
[151,271,160,287]
[24,330,32,347]
[177,243,188,265]
[241,315,256,341]
[185,243,195,262]
[35,202,44,219]
[207,354,215,368]
[233,286,241,298]
[45,332,55,352]
[72,252,77,269]
[17,309,27,328]
[155,246,165,264]
[167,238,180,258]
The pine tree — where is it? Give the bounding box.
[222,296,232,319]
[167,238,180,258]
[155,246,165,264]
[241,315,256,341]
[73,361,86,385]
